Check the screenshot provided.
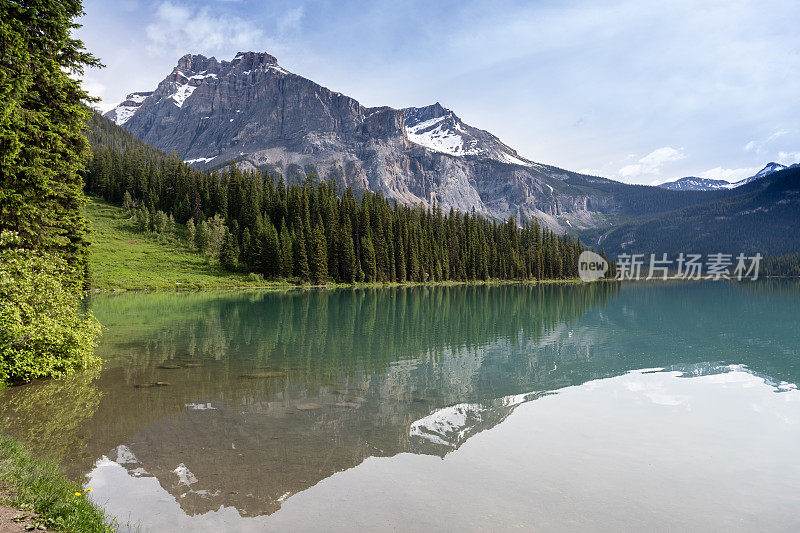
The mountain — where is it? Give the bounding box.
[599,165,800,255]
[745,162,791,181]
[658,162,791,191]
[105,51,727,233]
[102,51,800,255]
[657,176,735,191]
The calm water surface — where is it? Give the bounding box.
[2,282,799,531]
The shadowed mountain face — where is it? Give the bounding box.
[1,282,798,520]
[598,166,800,255]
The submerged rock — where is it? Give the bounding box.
[134,381,170,388]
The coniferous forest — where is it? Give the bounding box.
[84,113,611,284]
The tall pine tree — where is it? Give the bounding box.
[1,0,102,280]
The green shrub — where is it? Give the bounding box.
[246,272,263,282]
[0,231,101,383]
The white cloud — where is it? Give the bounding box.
[277,7,304,35]
[699,166,758,182]
[618,147,685,178]
[640,147,685,166]
[777,151,800,165]
[744,129,788,154]
[81,76,106,100]
[144,2,269,58]
[618,164,643,178]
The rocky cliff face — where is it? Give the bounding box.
[106,51,617,231]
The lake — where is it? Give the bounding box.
[2,282,799,531]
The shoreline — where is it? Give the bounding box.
[86,275,799,294]
[0,435,114,532]
[87,277,598,294]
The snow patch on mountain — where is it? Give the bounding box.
[170,84,196,107]
[498,152,531,166]
[267,65,290,75]
[112,105,138,125]
[406,116,478,157]
[185,156,216,165]
[105,91,154,125]
[188,71,217,81]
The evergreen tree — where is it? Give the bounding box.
[311,216,328,283]
[186,218,196,249]
[338,218,357,283]
[293,228,310,281]
[220,232,239,271]
[259,220,280,277]
[1,0,102,278]
[279,222,293,278]
[361,234,376,282]
[123,190,135,212]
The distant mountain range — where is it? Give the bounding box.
[102,51,800,256]
[597,165,800,255]
[658,162,795,191]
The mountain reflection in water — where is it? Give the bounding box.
[0,282,798,527]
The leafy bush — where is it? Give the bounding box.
[0,232,101,383]
[195,214,227,262]
[246,272,263,282]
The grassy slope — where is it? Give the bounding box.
[86,198,288,290]
[0,435,113,532]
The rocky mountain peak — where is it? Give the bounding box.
[175,53,216,73]
[103,91,154,125]
[402,103,532,166]
[755,162,786,177]
[230,51,278,70]
[405,102,449,123]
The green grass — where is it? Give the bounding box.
[86,198,290,290]
[0,434,114,532]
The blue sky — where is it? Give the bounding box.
[78,0,800,185]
